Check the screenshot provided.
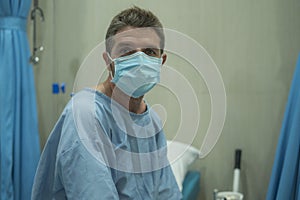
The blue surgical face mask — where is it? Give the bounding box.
[108,51,162,98]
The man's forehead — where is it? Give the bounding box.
[112,27,160,47]
[115,27,159,39]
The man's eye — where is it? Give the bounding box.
[144,48,157,56]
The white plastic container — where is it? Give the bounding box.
[216,191,243,200]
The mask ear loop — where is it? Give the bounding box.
[109,71,114,79]
[107,53,114,78]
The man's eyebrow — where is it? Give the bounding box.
[143,45,160,49]
[114,41,160,50]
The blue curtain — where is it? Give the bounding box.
[266,53,300,200]
[0,0,40,199]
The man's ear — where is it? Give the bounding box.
[162,53,167,65]
[102,52,111,67]
[103,52,114,77]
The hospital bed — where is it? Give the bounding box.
[167,140,201,200]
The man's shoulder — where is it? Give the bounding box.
[69,89,110,116]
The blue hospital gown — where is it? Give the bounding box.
[32,89,182,200]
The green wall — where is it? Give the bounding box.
[33,0,300,199]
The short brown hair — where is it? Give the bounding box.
[105,6,165,54]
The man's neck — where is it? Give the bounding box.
[129,97,146,114]
[96,80,146,114]
[111,91,146,114]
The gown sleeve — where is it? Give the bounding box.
[56,93,119,200]
[57,140,119,200]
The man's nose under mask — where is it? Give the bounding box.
[108,51,162,98]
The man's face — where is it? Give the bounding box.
[103,26,167,99]
[109,26,162,61]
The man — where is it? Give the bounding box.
[32,6,182,199]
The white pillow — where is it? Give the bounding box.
[167,140,200,191]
